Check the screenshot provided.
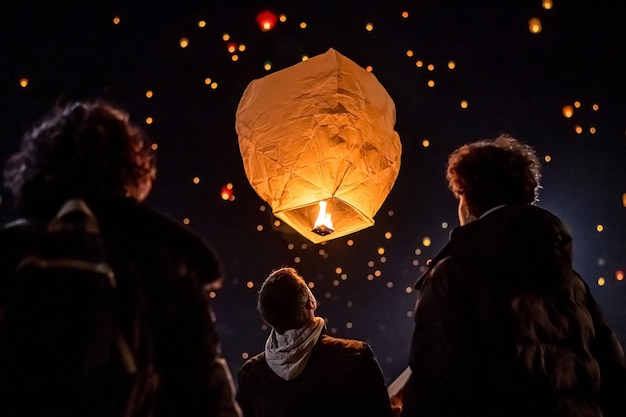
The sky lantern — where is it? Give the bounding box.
[256,10,277,32]
[236,48,402,243]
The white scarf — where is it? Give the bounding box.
[264,317,325,381]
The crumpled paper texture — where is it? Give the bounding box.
[236,48,401,243]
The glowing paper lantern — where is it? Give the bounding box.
[256,10,277,32]
[236,48,402,243]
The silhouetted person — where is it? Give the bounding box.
[236,266,393,417]
[401,135,626,417]
[0,100,241,417]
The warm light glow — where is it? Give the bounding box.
[378,247,385,255]
[227,42,237,53]
[238,44,246,52]
[204,77,212,85]
[592,103,599,111]
[597,224,604,232]
[448,60,456,69]
[427,80,435,87]
[427,64,434,71]
[145,117,153,125]
[279,14,287,22]
[335,267,342,274]
[183,218,190,225]
[598,277,605,286]
[150,143,158,151]
[222,33,230,41]
[198,20,206,28]
[256,225,264,231]
[366,65,373,72]
[461,100,468,109]
[246,281,254,289]
[299,22,307,29]
[192,177,200,184]
[145,90,153,98]
[562,105,574,118]
[416,60,423,67]
[385,232,392,239]
[542,0,553,9]
[301,55,309,61]
[347,239,354,246]
[422,139,430,147]
[231,54,239,61]
[264,62,272,70]
[210,82,218,89]
[616,270,624,281]
[590,127,597,134]
[273,220,280,227]
[575,125,583,134]
[402,11,409,18]
[256,10,278,32]
[113,16,121,25]
[365,23,374,31]
[545,155,552,162]
[574,100,581,108]
[19,78,28,87]
[622,193,626,207]
[406,50,414,57]
[422,236,431,246]
[179,38,189,48]
[529,17,542,34]
[312,201,334,236]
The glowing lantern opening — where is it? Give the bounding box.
[236,48,401,243]
[312,201,334,236]
[256,10,277,32]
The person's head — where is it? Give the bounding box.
[3,99,156,218]
[257,267,317,334]
[446,135,541,224]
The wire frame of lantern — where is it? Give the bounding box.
[235,48,402,243]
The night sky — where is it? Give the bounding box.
[1,0,625,385]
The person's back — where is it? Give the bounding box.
[0,100,241,417]
[236,267,393,417]
[401,135,626,417]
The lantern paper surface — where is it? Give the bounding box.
[236,48,402,243]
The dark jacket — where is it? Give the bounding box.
[237,332,393,417]
[401,204,626,417]
[0,197,240,417]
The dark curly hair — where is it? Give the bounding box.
[258,267,316,333]
[3,99,156,219]
[446,135,541,218]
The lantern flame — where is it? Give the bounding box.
[312,201,334,236]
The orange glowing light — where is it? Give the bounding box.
[562,105,574,118]
[221,183,235,201]
[19,78,28,87]
[529,18,542,34]
[227,42,237,53]
[312,201,334,236]
[179,38,189,48]
[257,10,278,31]
[543,0,553,9]
[616,270,624,281]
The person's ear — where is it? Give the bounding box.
[306,296,317,311]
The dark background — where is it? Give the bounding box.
[1,0,625,385]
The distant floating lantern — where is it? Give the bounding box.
[236,48,402,243]
[256,10,277,32]
[562,105,574,118]
[529,17,542,34]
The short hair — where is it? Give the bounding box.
[3,99,156,218]
[446,135,541,217]
[257,267,315,333]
